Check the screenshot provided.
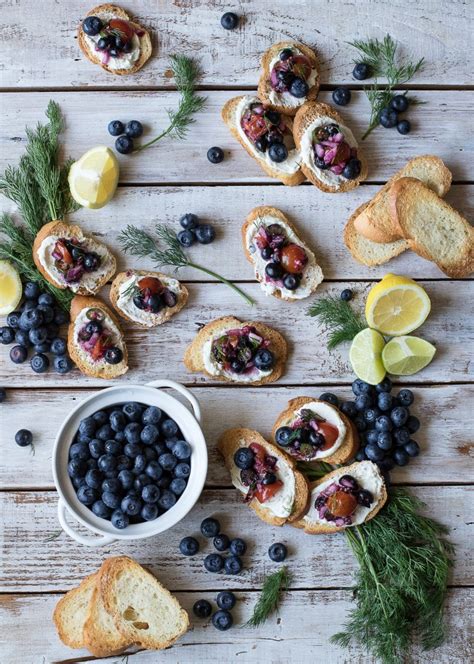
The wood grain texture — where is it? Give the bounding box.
[1,588,472,664]
[0,281,471,387]
[0,487,471,593]
[0,0,472,88]
[1,91,473,183]
[0,385,472,489]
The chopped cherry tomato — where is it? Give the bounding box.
[280,244,308,274]
[249,442,266,461]
[54,240,73,265]
[255,480,283,503]
[108,18,134,42]
[241,113,268,142]
[318,421,339,450]
[333,142,351,165]
[291,55,311,80]
[327,491,357,517]
[138,277,163,294]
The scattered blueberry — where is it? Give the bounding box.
[216,590,236,610]
[268,542,287,562]
[221,12,239,30]
[342,158,362,180]
[193,599,212,618]
[115,135,134,154]
[213,533,230,551]
[332,87,351,106]
[397,120,411,135]
[340,289,353,301]
[404,440,420,457]
[353,63,371,80]
[397,389,414,407]
[233,447,255,469]
[0,326,15,344]
[31,353,49,373]
[125,120,143,138]
[207,146,224,163]
[268,142,288,163]
[390,95,409,113]
[10,345,28,364]
[82,15,103,36]
[179,213,199,230]
[108,120,124,136]
[204,553,224,573]
[212,609,233,631]
[224,555,242,575]
[201,517,220,538]
[379,108,398,128]
[289,77,309,98]
[15,429,33,447]
[319,392,339,407]
[229,537,246,556]
[195,224,216,245]
[111,509,129,529]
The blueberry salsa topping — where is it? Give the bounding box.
[50,237,102,285]
[315,474,374,527]
[233,442,283,505]
[240,103,295,163]
[211,325,275,377]
[68,402,192,529]
[252,222,308,293]
[269,48,313,99]
[275,408,339,461]
[312,123,361,179]
[77,308,123,365]
[83,16,143,65]
[126,274,178,314]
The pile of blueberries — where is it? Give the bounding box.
[68,402,192,529]
[0,281,73,374]
[108,119,143,154]
[180,516,288,630]
[320,377,421,472]
[176,213,216,248]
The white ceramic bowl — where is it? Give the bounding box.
[52,379,207,547]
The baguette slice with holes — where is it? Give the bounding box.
[389,177,474,277]
[99,556,189,650]
[78,4,152,76]
[53,573,98,650]
[218,428,310,526]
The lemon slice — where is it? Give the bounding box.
[0,260,22,315]
[68,146,119,209]
[349,328,386,385]
[365,273,431,336]
[382,336,436,375]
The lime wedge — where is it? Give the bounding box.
[349,328,386,385]
[382,336,436,375]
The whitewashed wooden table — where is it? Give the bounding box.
[0,2,473,662]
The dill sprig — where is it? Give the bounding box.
[307,295,366,349]
[135,55,206,152]
[297,461,334,481]
[332,489,454,664]
[349,35,425,139]
[118,224,255,306]
[246,567,291,627]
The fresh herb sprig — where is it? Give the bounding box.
[246,567,291,627]
[307,296,366,349]
[297,461,334,481]
[349,35,424,138]
[332,489,454,664]
[118,224,255,305]
[134,55,206,152]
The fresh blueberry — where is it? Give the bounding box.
[355,394,372,411]
[6,311,21,329]
[340,401,358,419]
[366,429,379,445]
[0,388,6,403]
[15,429,33,447]
[161,418,179,438]
[340,289,353,301]
[15,329,31,348]
[265,262,284,280]
[353,416,367,432]
[390,95,409,113]
[102,491,121,510]
[121,494,142,516]
[355,448,367,461]
[212,609,233,630]
[177,229,195,247]
[0,326,15,344]
[353,63,371,80]
[170,477,186,495]
[201,517,220,538]
[275,427,293,447]
[10,345,28,364]
[233,447,255,470]
[124,423,141,445]
[376,377,392,393]
[46,323,60,340]
[141,424,159,446]
[379,456,395,472]
[79,417,97,438]
[268,542,287,562]
[180,536,199,556]
[22,300,36,311]
[82,15,102,36]
[102,478,120,493]
[213,533,230,551]
[397,120,411,135]
[391,406,408,427]
[158,452,177,472]
[365,444,385,462]
[342,158,362,180]
[77,485,98,505]
[92,500,111,519]
[172,440,191,460]
[54,353,73,376]
[115,135,134,154]
[143,446,157,461]
[289,77,309,98]
[174,462,191,479]
[397,389,414,407]
[116,454,132,471]
[97,423,114,441]
[133,454,147,475]
[375,415,393,432]
[98,454,116,474]
[254,348,275,371]
[89,439,104,459]
[204,553,224,573]
[377,392,393,412]
[134,473,153,493]
[363,407,380,424]
[37,304,54,324]
[268,142,288,163]
[123,402,143,422]
[68,442,88,460]
[229,537,246,556]
[406,415,420,434]
[142,405,162,425]
[393,448,409,466]
[193,598,212,617]
[224,555,242,575]
[33,340,50,354]
[379,108,398,128]
[216,591,236,610]
[125,120,143,138]
[38,293,54,307]
[332,87,351,106]
[404,440,420,457]
[108,120,124,136]
[393,427,410,446]
[93,410,108,426]
[54,308,69,325]
[282,273,300,290]
[145,460,163,481]
[220,12,239,30]
[319,392,339,408]
[195,224,216,245]
[158,489,176,510]
[377,431,393,451]
[118,469,134,490]
[207,146,224,163]
[24,282,41,300]
[30,353,49,373]
[104,347,123,365]
[179,213,199,230]
[105,439,122,456]
[140,503,158,521]
[109,410,126,433]
[111,509,129,529]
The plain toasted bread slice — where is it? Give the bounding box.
[293,461,388,534]
[353,155,452,243]
[53,573,98,650]
[68,295,129,379]
[32,220,116,295]
[242,206,323,301]
[221,95,305,186]
[257,41,319,115]
[293,101,368,193]
[110,270,189,328]
[99,556,189,650]
[78,4,152,76]
[183,316,287,385]
[218,428,310,525]
[83,571,130,657]
[271,397,359,465]
[390,177,473,277]
[344,202,409,266]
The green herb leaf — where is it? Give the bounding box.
[246,567,291,627]
[307,296,366,350]
[296,461,334,481]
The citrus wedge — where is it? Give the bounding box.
[349,328,386,385]
[0,260,22,315]
[68,146,119,209]
[382,336,436,375]
[365,274,431,336]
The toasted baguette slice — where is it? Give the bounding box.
[294,101,367,193]
[271,397,358,465]
[353,155,452,243]
[32,220,116,295]
[110,270,188,328]
[83,571,130,657]
[221,95,305,186]
[99,556,189,650]
[344,202,409,266]
[53,573,98,650]
[78,4,152,76]
[293,461,387,534]
[68,295,128,379]
[218,428,310,525]
[389,177,474,277]
[242,206,323,301]
[258,42,319,115]
[183,316,287,385]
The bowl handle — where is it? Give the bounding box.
[57,499,116,547]
[146,379,201,423]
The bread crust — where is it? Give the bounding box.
[257,41,319,115]
[293,101,368,193]
[109,270,189,328]
[218,428,310,525]
[292,461,388,534]
[221,96,305,186]
[68,295,129,379]
[53,572,98,649]
[78,4,152,76]
[183,316,287,385]
[32,220,117,295]
[242,206,323,301]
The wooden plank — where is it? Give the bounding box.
[0,385,472,489]
[2,184,471,282]
[0,0,472,88]
[0,486,471,593]
[0,281,471,387]
[1,588,472,664]
[1,91,473,183]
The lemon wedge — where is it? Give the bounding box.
[365,273,431,336]
[349,328,386,385]
[0,260,22,315]
[382,336,436,375]
[68,146,119,209]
